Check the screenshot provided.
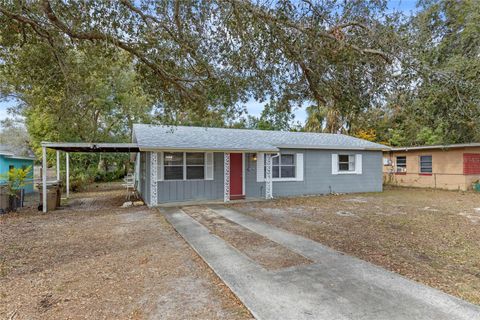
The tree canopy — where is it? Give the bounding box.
[0,0,479,151]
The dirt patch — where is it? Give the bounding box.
[230,186,480,305]
[182,206,312,271]
[65,182,127,210]
[0,185,251,320]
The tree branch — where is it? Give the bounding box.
[40,0,206,99]
[224,0,391,63]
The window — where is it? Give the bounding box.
[338,154,355,172]
[163,152,206,180]
[396,156,406,172]
[186,153,205,180]
[264,154,296,179]
[164,152,184,180]
[419,155,432,173]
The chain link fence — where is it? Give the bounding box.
[383,172,478,191]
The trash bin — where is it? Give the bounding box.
[0,186,8,212]
[55,184,62,207]
[39,189,57,211]
[37,181,63,211]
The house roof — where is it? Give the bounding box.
[389,143,480,152]
[0,144,35,160]
[133,124,388,152]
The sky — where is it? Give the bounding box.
[0,0,417,125]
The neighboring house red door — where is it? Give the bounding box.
[229,153,244,200]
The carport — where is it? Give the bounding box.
[41,142,140,213]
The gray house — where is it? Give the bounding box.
[132,124,386,206]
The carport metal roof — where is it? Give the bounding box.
[41,142,140,152]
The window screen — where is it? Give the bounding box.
[164,152,184,180]
[338,154,355,171]
[419,155,432,173]
[186,153,205,180]
[264,154,296,179]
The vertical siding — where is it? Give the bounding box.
[144,149,383,204]
[144,152,151,206]
[156,152,225,203]
[137,153,143,197]
[245,149,383,198]
[137,152,151,206]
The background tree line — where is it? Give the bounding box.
[0,0,479,184]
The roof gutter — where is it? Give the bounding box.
[5,155,36,160]
[390,143,480,152]
[138,147,279,153]
[275,144,390,151]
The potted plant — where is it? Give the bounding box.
[0,166,32,212]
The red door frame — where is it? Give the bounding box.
[229,153,244,200]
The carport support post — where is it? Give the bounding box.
[66,152,70,198]
[42,146,47,213]
[56,150,60,182]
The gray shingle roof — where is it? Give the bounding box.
[0,144,35,159]
[133,124,388,152]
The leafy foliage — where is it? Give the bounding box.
[0,118,31,156]
[0,165,32,197]
[0,0,479,153]
[354,129,377,142]
[351,0,480,146]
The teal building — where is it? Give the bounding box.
[0,145,35,194]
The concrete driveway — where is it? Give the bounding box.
[162,205,480,320]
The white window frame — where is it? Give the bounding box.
[186,152,206,180]
[158,152,209,181]
[264,153,296,181]
[256,153,304,182]
[332,153,362,175]
[163,152,185,181]
[338,154,356,173]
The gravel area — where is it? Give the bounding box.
[230,186,480,305]
[182,206,312,270]
[0,184,251,320]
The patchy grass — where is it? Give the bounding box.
[230,186,480,305]
[0,185,251,320]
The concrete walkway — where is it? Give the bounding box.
[162,206,480,320]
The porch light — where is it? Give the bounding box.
[252,154,257,161]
